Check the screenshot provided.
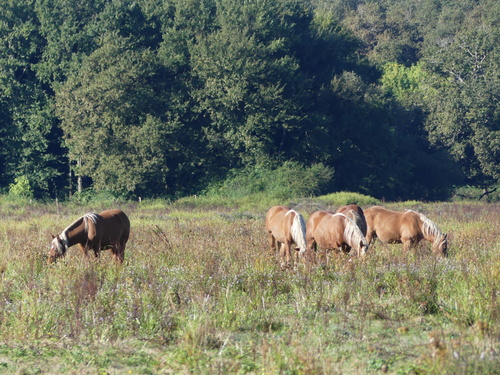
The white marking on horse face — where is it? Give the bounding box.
[437,237,448,256]
[49,235,65,257]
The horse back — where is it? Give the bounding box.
[307,211,344,248]
[95,209,130,245]
[365,206,422,243]
[265,206,294,242]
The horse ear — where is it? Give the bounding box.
[51,234,55,239]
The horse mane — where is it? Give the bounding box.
[343,209,367,235]
[59,213,100,247]
[83,212,100,232]
[59,215,84,249]
[407,210,444,245]
[335,213,368,251]
[288,210,307,254]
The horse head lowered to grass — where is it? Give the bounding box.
[48,209,130,264]
[364,206,448,256]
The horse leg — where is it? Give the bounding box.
[293,248,300,265]
[305,237,318,265]
[268,233,277,255]
[366,230,377,245]
[402,239,413,253]
[111,246,124,263]
[78,244,90,261]
[92,245,101,261]
[278,242,291,269]
[115,240,126,263]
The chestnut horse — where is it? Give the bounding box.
[364,206,447,256]
[306,211,369,258]
[335,204,367,236]
[49,209,130,264]
[265,205,307,266]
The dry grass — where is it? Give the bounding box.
[0,199,498,374]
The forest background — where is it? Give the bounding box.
[1,0,498,202]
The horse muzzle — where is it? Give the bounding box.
[46,253,60,264]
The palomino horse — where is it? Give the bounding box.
[364,206,448,256]
[306,211,369,258]
[48,209,130,264]
[335,204,367,236]
[265,205,307,266]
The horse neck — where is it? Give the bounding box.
[418,213,444,245]
[63,217,88,246]
[343,216,367,251]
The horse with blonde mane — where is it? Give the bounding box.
[335,204,367,236]
[364,206,447,256]
[306,211,369,258]
[265,205,307,267]
[48,209,130,264]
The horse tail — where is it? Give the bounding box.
[343,215,369,256]
[290,210,307,255]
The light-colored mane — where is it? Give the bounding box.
[407,210,445,246]
[83,212,100,232]
[334,213,369,252]
[346,210,367,234]
[58,213,99,250]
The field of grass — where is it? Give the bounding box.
[0,197,498,374]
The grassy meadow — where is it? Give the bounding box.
[0,195,498,374]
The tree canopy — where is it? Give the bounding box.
[0,0,497,201]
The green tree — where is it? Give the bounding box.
[35,0,106,86]
[422,3,499,190]
[55,34,170,195]
[189,0,312,169]
[0,0,65,197]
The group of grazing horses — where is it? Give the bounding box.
[48,204,448,266]
[265,205,448,267]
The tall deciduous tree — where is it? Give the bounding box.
[422,3,499,190]
[189,0,311,169]
[55,33,170,195]
[0,0,65,196]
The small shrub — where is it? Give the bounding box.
[205,162,334,201]
[316,191,379,206]
[9,176,34,199]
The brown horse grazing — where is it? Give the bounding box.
[335,204,367,236]
[48,209,130,264]
[265,205,307,266]
[306,211,369,258]
[364,206,448,256]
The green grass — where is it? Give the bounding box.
[0,198,498,374]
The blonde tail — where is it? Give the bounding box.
[291,211,307,255]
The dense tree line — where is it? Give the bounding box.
[0,0,498,201]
